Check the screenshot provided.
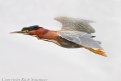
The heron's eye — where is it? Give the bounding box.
[22,30,29,33]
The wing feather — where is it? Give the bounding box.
[55,16,95,34]
[57,31,102,49]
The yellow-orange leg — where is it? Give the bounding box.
[84,47,107,57]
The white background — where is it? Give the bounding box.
[0,0,121,81]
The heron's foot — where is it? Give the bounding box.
[84,47,107,57]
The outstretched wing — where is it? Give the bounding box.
[55,16,95,34]
[57,31,102,49]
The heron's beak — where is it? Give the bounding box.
[10,31,28,35]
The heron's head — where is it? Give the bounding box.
[11,25,43,35]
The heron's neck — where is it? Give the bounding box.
[29,28,58,41]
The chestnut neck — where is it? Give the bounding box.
[29,28,58,40]
[29,28,49,35]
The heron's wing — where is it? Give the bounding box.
[57,31,102,49]
[55,16,95,34]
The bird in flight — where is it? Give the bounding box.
[11,16,107,57]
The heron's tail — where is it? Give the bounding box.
[84,47,107,57]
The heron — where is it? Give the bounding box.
[11,16,107,57]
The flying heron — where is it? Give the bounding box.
[11,16,107,57]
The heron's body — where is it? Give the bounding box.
[29,28,81,48]
[11,16,107,57]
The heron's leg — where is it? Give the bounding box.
[84,47,107,57]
